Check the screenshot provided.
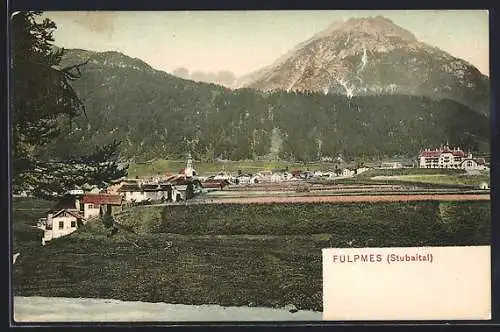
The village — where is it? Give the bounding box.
[9,10,493,322]
[29,144,490,246]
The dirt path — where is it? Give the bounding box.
[197,194,490,204]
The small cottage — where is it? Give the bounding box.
[37,208,85,245]
[342,168,356,177]
[235,174,252,185]
[380,162,403,169]
[118,183,185,203]
[82,194,123,219]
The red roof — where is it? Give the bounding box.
[420,148,465,157]
[420,151,440,157]
[82,194,122,205]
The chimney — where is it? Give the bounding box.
[48,213,53,222]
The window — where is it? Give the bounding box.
[71,221,76,228]
[88,204,94,209]
[467,161,473,167]
[59,221,64,229]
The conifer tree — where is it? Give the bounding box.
[11,11,128,199]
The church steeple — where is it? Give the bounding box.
[184,152,197,177]
[186,152,193,170]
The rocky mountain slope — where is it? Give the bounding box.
[239,16,489,116]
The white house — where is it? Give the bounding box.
[380,162,403,169]
[313,170,324,178]
[342,168,356,177]
[213,171,234,182]
[118,183,184,203]
[37,209,85,245]
[356,167,370,175]
[82,194,123,219]
[235,174,252,184]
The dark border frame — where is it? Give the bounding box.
[4,0,499,329]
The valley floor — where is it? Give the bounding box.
[13,296,321,322]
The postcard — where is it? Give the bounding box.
[10,9,490,323]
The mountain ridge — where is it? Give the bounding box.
[239,16,489,116]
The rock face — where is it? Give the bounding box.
[238,16,489,116]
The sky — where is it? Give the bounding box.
[40,10,490,77]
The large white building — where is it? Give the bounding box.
[419,145,487,170]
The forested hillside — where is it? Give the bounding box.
[37,49,490,163]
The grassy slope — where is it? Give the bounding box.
[12,198,54,253]
[13,200,490,311]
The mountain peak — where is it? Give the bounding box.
[239,16,489,115]
[338,15,417,42]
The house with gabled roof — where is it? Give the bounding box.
[37,199,85,245]
[118,182,185,203]
[82,193,123,219]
